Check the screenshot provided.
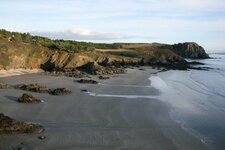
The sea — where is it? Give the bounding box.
[150,53,225,150]
[88,53,225,150]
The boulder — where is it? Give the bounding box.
[50,88,72,95]
[81,89,88,92]
[99,76,110,79]
[0,113,44,135]
[18,93,41,103]
[76,79,98,84]
[0,83,10,89]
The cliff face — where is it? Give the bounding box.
[1,40,203,72]
[171,42,209,59]
[0,41,51,69]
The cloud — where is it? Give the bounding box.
[31,28,137,40]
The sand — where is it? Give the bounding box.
[0,67,211,150]
[0,69,44,78]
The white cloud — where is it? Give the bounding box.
[31,28,137,40]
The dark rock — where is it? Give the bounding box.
[78,62,126,75]
[172,42,209,59]
[0,113,44,135]
[50,88,71,95]
[76,79,98,84]
[18,93,41,103]
[99,76,110,79]
[189,66,211,71]
[81,89,88,92]
[38,135,46,140]
[15,83,50,93]
[0,83,10,89]
[189,61,204,65]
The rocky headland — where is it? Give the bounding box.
[0,113,44,135]
[0,29,210,78]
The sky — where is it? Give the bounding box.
[0,0,225,51]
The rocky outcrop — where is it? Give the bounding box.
[50,88,72,95]
[18,93,41,103]
[15,83,72,95]
[16,83,50,93]
[76,79,98,84]
[1,39,208,73]
[0,113,44,134]
[172,42,209,59]
[78,62,126,75]
[0,83,10,89]
[47,69,87,78]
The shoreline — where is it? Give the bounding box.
[0,68,211,150]
[0,69,44,78]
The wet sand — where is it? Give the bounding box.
[0,68,210,150]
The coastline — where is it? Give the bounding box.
[0,68,210,150]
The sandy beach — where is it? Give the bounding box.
[0,68,210,150]
[0,69,44,78]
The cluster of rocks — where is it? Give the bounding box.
[0,83,11,89]
[46,69,88,78]
[0,113,44,135]
[16,83,50,93]
[78,62,126,75]
[15,83,71,95]
[76,79,98,84]
[50,88,72,95]
[18,93,41,103]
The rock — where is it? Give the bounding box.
[172,42,209,59]
[18,93,41,103]
[15,83,50,93]
[76,79,98,84]
[189,61,204,65]
[0,83,10,89]
[81,89,88,92]
[15,83,71,96]
[17,147,24,150]
[38,135,46,140]
[99,76,110,79]
[78,62,105,75]
[50,88,71,95]
[0,113,44,135]
[78,62,126,75]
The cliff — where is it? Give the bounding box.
[0,40,188,72]
[0,41,52,70]
[171,42,209,59]
[0,29,210,73]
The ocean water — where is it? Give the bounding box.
[151,54,225,150]
[87,54,225,150]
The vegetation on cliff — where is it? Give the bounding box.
[0,29,121,53]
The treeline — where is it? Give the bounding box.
[0,29,122,52]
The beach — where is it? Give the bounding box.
[0,67,211,150]
[0,69,44,78]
